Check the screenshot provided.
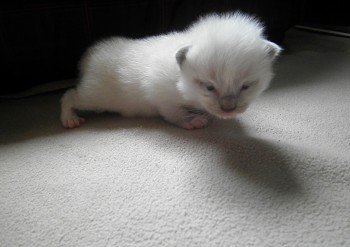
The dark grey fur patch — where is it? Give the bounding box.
[181,106,212,120]
[176,46,190,66]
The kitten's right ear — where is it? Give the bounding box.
[176,46,190,66]
[264,40,282,60]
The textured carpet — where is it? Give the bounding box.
[1,29,350,247]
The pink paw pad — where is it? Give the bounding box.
[180,116,208,130]
[64,117,85,129]
[181,122,195,130]
[190,116,208,129]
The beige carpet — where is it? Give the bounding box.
[1,29,350,246]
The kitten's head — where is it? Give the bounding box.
[176,13,281,119]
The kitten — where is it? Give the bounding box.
[60,12,281,129]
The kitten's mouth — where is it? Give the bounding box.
[217,111,236,119]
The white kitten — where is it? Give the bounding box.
[60,12,281,129]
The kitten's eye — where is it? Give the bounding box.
[206,86,215,92]
[241,85,250,90]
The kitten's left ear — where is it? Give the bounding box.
[264,40,282,60]
[176,46,190,66]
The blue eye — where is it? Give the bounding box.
[206,86,215,91]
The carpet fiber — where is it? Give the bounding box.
[1,29,350,246]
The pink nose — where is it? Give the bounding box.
[219,96,237,112]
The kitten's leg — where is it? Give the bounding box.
[159,105,209,130]
[60,89,86,129]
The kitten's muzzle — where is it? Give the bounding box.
[219,96,237,113]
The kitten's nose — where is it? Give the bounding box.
[219,96,237,112]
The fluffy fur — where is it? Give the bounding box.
[60,12,281,129]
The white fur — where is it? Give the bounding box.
[60,12,281,129]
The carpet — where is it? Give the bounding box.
[1,29,350,247]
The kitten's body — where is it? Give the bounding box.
[61,12,281,129]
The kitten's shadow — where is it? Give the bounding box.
[172,120,301,196]
[91,115,303,197]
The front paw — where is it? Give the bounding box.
[180,116,208,130]
[62,115,85,129]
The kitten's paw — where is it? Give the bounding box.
[63,116,85,129]
[181,116,208,130]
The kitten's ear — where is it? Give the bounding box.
[264,40,282,60]
[176,46,190,66]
